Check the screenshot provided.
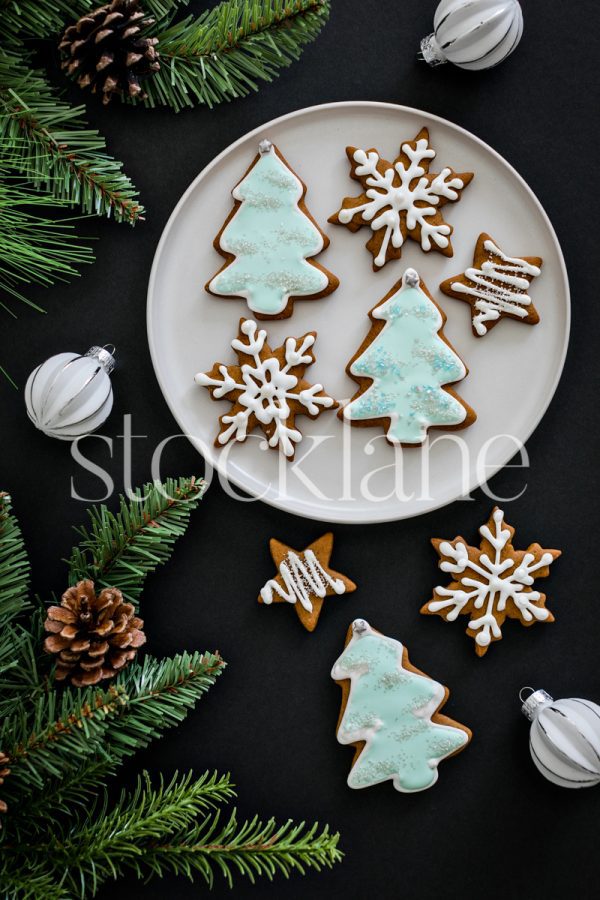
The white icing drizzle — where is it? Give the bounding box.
[338,138,466,267]
[260,549,347,613]
[451,238,541,335]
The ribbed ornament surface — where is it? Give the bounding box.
[422,0,523,70]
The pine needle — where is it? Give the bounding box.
[67,476,206,604]
[0,49,144,223]
[145,0,331,111]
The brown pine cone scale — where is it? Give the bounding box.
[44,579,145,687]
[59,0,160,105]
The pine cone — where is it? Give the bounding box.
[0,752,10,824]
[44,580,146,687]
[59,0,160,105]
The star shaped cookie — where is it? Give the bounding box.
[440,233,543,336]
[258,533,356,631]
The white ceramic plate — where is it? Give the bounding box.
[147,102,569,524]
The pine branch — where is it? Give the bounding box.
[0,49,144,223]
[0,866,67,900]
[0,0,92,44]
[5,776,340,897]
[2,650,224,806]
[125,812,342,887]
[145,0,330,111]
[0,170,94,313]
[0,618,46,719]
[8,757,118,836]
[0,492,30,625]
[67,476,206,605]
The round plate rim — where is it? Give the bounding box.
[147,100,571,524]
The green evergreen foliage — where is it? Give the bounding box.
[68,476,205,604]
[145,0,331,111]
[0,0,330,345]
[0,481,342,897]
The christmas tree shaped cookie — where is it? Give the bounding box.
[207,140,339,319]
[329,128,473,269]
[341,268,476,445]
[331,620,471,793]
[440,233,543,336]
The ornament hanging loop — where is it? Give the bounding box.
[520,687,554,721]
[518,686,535,703]
[86,344,116,375]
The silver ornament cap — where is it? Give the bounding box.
[520,687,553,721]
[352,618,369,635]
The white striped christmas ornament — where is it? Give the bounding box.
[25,345,116,441]
[421,0,523,71]
[520,688,600,789]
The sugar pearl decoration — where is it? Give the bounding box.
[421,0,523,71]
[520,688,600,788]
[25,346,116,441]
[258,139,273,155]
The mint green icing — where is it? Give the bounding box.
[331,622,468,793]
[209,146,329,316]
[345,269,467,444]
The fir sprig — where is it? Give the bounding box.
[0,0,92,44]
[0,481,342,890]
[0,171,94,313]
[146,0,331,111]
[68,476,206,604]
[0,492,30,623]
[62,808,341,893]
[2,649,224,803]
[0,49,144,223]
[4,775,341,897]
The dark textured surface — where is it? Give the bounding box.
[3,1,600,897]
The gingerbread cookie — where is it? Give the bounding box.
[206,140,338,319]
[258,533,356,631]
[194,319,337,459]
[421,507,561,656]
[329,127,473,269]
[340,267,476,445]
[440,233,543,336]
[331,619,471,793]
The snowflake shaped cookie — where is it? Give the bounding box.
[330,128,473,269]
[195,319,337,459]
[421,508,561,656]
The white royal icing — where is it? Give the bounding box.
[451,238,541,335]
[209,141,329,316]
[260,549,347,613]
[429,508,555,649]
[195,320,334,458]
[343,268,468,445]
[331,620,469,793]
[338,138,465,267]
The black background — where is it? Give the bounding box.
[3,1,600,897]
